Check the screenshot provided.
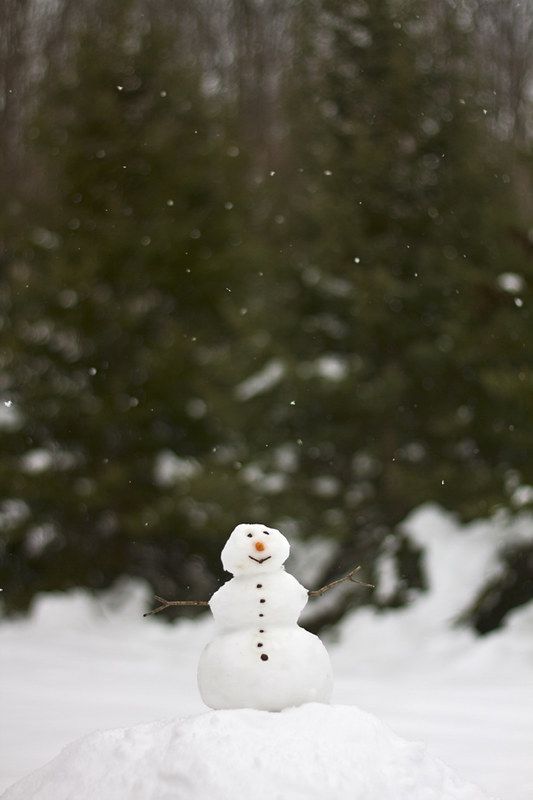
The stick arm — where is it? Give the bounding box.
[143,596,209,617]
[307,565,374,598]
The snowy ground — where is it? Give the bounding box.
[1,505,533,799]
[2,705,489,800]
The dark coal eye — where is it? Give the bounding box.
[263,530,270,535]
[247,533,253,538]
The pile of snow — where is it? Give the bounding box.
[2,704,488,800]
[375,503,533,624]
[404,504,533,624]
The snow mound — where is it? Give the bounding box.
[2,704,489,800]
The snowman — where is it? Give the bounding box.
[198,523,332,711]
[145,523,371,712]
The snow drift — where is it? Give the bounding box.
[2,703,489,800]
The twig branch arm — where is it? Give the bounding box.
[308,565,374,598]
[143,595,209,617]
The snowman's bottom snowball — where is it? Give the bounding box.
[198,625,332,711]
[2,704,489,800]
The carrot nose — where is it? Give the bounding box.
[255,541,265,552]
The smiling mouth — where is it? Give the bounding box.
[249,555,272,564]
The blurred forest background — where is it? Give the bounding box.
[1,0,532,631]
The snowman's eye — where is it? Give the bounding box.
[262,530,270,535]
[247,533,253,538]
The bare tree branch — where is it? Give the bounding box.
[308,565,374,598]
[143,595,209,617]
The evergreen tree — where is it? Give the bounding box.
[251,0,533,609]
[0,0,263,609]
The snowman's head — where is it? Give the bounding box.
[221,523,290,576]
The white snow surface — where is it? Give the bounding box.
[1,505,533,799]
[234,358,285,401]
[1,704,489,800]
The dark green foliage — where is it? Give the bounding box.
[1,0,532,629]
[0,1,261,608]
[464,541,533,633]
[264,0,533,581]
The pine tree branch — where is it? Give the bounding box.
[143,595,209,617]
[308,565,374,598]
